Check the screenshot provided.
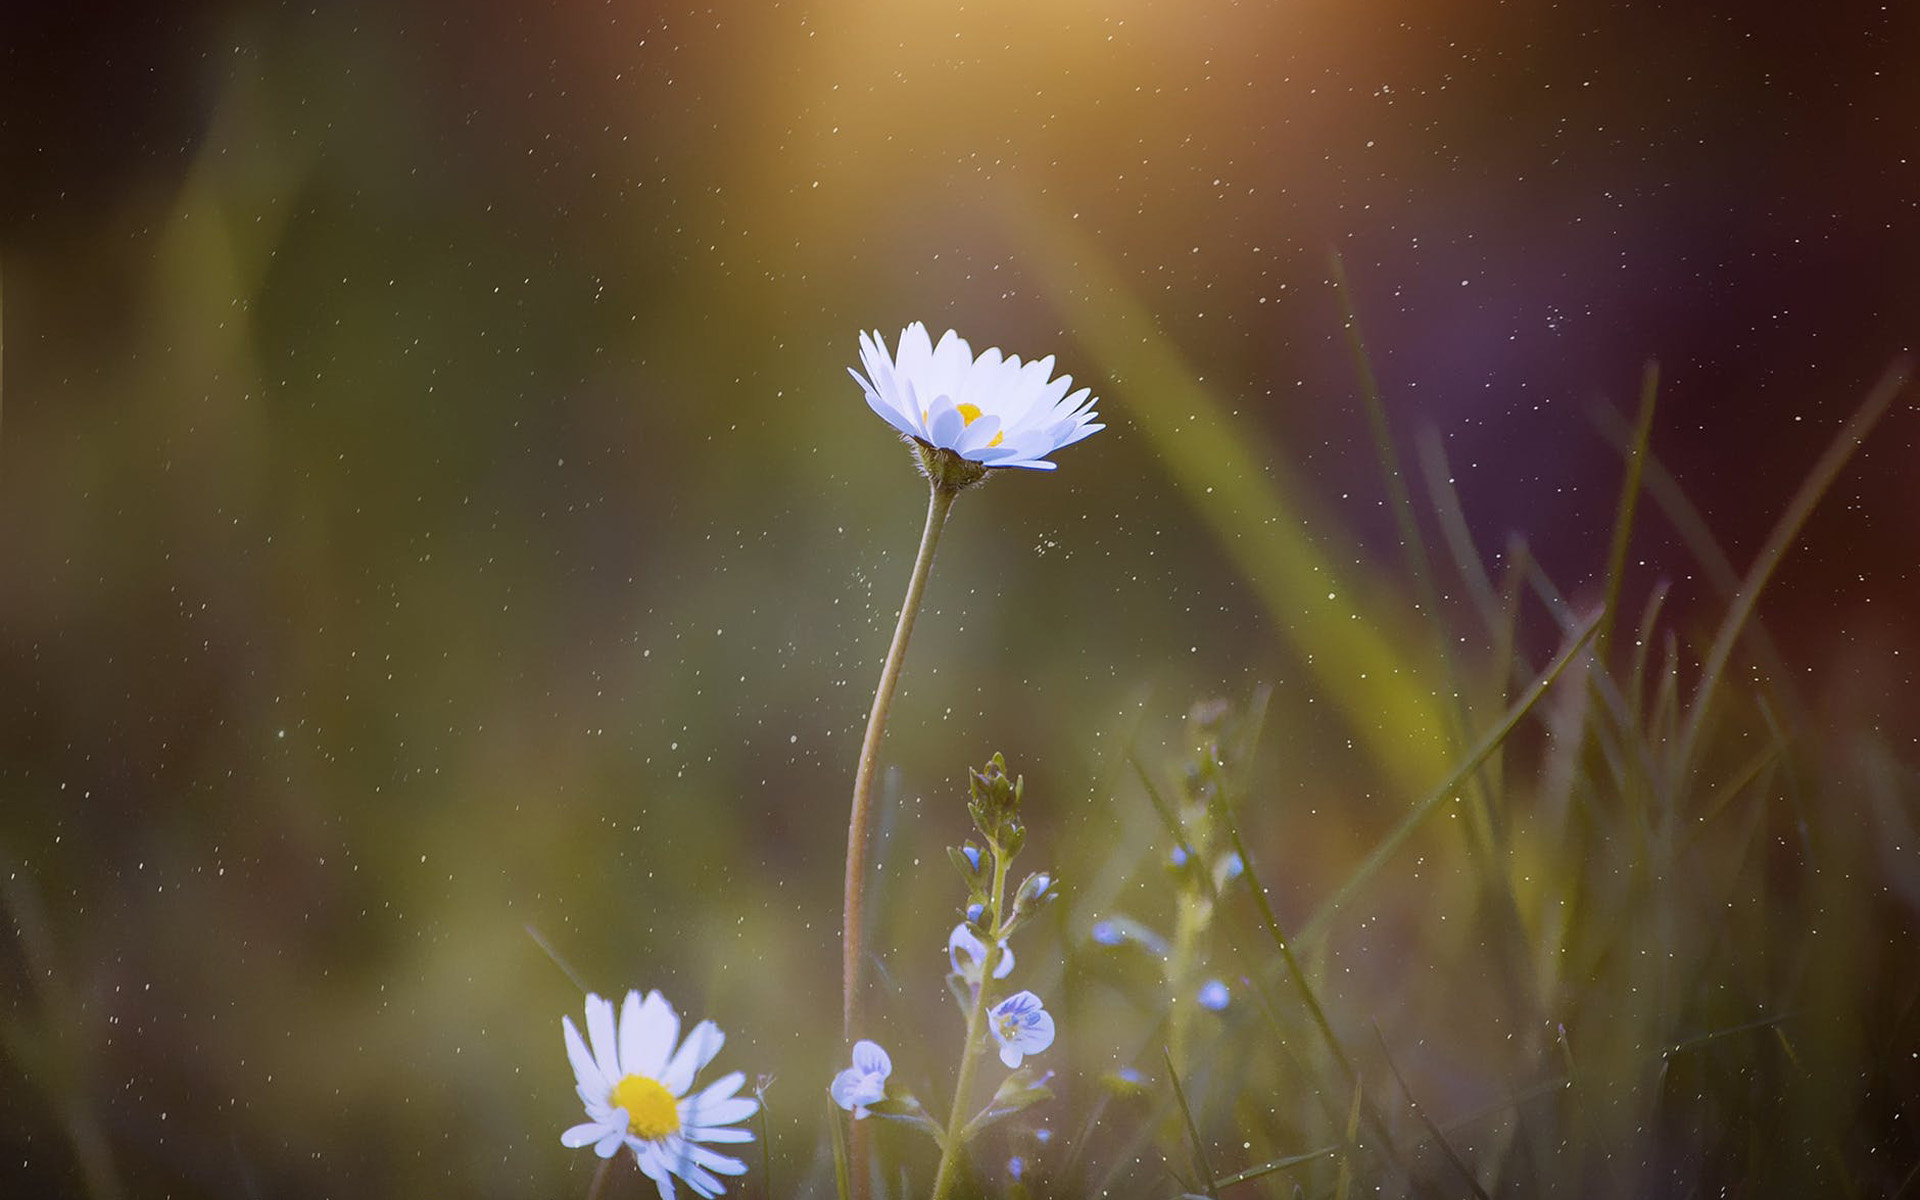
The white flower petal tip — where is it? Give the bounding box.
[949,923,1015,984]
[560,989,756,1200]
[850,322,1103,472]
[830,1039,894,1118]
[989,990,1056,1070]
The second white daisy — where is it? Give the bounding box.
[560,990,757,1200]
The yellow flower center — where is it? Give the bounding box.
[953,403,1005,447]
[610,1074,681,1140]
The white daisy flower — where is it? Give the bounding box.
[850,322,1103,472]
[988,990,1056,1069]
[560,990,758,1200]
[829,1039,893,1118]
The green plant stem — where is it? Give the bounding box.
[844,479,958,1037]
[930,976,992,1200]
[930,843,1010,1200]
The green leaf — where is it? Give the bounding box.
[864,1094,946,1142]
[959,1068,1055,1142]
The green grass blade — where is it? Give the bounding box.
[1594,363,1659,661]
[1300,612,1602,944]
[1334,1078,1364,1200]
[1626,580,1670,727]
[1204,1144,1341,1190]
[1374,1025,1492,1200]
[1417,430,1502,632]
[1674,362,1909,775]
[828,1095,853,1200]
[1330,252,1447,632]
[1163,1047,1219,1198]
[1014,207,1452,796]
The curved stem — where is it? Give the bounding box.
[843,479,958,1037]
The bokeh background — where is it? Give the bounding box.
[2,1,1916,1197]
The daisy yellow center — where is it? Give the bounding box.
[953,403,1005,448]
[610,1074,681,1140]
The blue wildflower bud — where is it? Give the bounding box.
[1168,845,1191,868]
[1102,1066,1151,1098]
[1018,871,1053,906]
[1008,1156,1025,1182]
[1008,871,1056,929]
[965,901,986,925]
[948,841,990,894]
[1197,979,1230,1012]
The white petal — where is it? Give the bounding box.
[662,1022,726,1094]
[688,1144,750,1175]
[593,1124,627,1158]
[948,924,983,973]
[629,990,680,1080]
[635,1144,679,1200]
[563,1120,609,1149]
[926,397,966,448]
[1017,1009,1056,1055]
[618,990,647,1078]
[851,1040,892,1077]
[955,413,1003,456]
[586,994,623,1085]
[565,1016,608,1093]
[689,1095,758,1128]
[999,1042,1023,1069]
[829,1068,867,1111]
[852,369,919,438]
[687,1124,756,1144]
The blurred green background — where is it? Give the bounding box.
[2,1,1917,1196]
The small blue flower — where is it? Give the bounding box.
[1168,845,1191,868]
[1197,979,1230,1012]
[965,901,987,925]
[1088,917,1169,956]
[1008,1155,1025,1181]
[1217,852,1245,881]
[960,844,984,872]
[989,991,1056,1069]
[830,1040,892,1119]
[950,923,1014,983]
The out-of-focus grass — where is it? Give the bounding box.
[1013,204,1455,801]
[1031,216,1916,1195]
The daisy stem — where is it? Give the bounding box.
[586,1158,614,1200]
[929,839,1009,1200]
[843,478,959,1038]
